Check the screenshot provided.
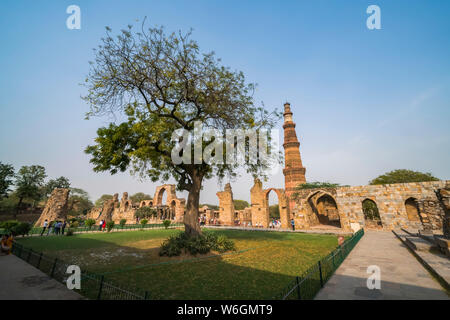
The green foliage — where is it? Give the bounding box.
[11,222,32,236]
[70,221,79,228]
[106,221,115,232]
[140,219,148,228]
[43,176,71,198]
[0,220,31,236]
[119,219,127,227]
[369,169,440,185]
[233,200,249,210]
[163,220,171,229]
[95,194,113,207]
[0,220,20,233]
[68,188,94,216]
[269,204,280,219]
[85,218,96,229]
[15,165,47,205]
[295,181,343,190]
[0,162,15,200]
[135,206,156,219]
[83,21,281,236]
[362,200,381,220]
[159,232,235,257]
[129,192,152,204]
[66,228,74,236]
[200,204,219,210]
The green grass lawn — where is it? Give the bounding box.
[16,229,340,299]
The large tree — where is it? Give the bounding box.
[83,22,278,236]
[68,188,94,216]
[233,199,249,210]
[43,176,71,199]
[95,194,113,208]
[130,192,152,203]
[15,165,47,218]
[369,169,439,185]
[0,162,15,200]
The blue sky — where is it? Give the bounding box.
[1,0,449,204]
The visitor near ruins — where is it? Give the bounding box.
[0,1,449,310]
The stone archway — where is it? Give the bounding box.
[405,197,422,223]
[249,178,290,229]
[305,191,341,228]
[153,184,185,222]
[362,198,383,228]
[263,188,290,229]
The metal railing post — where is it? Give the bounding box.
[318,261,324,287]
[97,275,105,300]
[295,276,302,300]
[27,249,32,262]
[51,258,58,277]
[37,252,43,269]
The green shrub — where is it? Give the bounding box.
[70,221,79,228]
[0,220,20,233]
[85,219,96,229]
[106,221,115,232]
[119,219,127,227]
[140,219,148,229]
[135,207,157,219]
[11,222,32,237]
[66,228,74,236]
[159,232,235,257]
[163,220,171,229]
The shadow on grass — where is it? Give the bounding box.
[16,229,339,299]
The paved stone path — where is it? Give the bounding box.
[0,254,83,300]
[315,231,449,300]
[204,225,352,235]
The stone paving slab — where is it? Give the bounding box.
[0,254,83,300]
[204,225,353,235]
[315,231,449,300]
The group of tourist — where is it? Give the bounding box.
[0,233,14,255]
[269,219,282,228]
[40,219,68,236]
[199,215,207,226]
[98,219,107,231]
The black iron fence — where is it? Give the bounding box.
[272,228,365,300]
[2,222,183,237]
[11,242,149,300]
[11,228,364,300]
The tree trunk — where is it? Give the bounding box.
[184,171,203,237]
[15,197,23,220]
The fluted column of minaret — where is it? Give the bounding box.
[282,102,306,196]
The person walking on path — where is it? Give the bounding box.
[54,221,61,235]
[102,220,106,231]
[290,218,295,231]
[40,219,48,236]
[98,220,103,231]
[61,221,67,235]
[47,221,54,235]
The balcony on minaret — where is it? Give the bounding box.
[283,102,293,123]
[282,102,306,191]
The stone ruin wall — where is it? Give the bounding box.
[35,188,70,226]
[292,180,449,233]
[86,184,186,225]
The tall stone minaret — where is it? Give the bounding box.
[283,102,306,197]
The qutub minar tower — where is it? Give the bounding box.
[282,102,306,202]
